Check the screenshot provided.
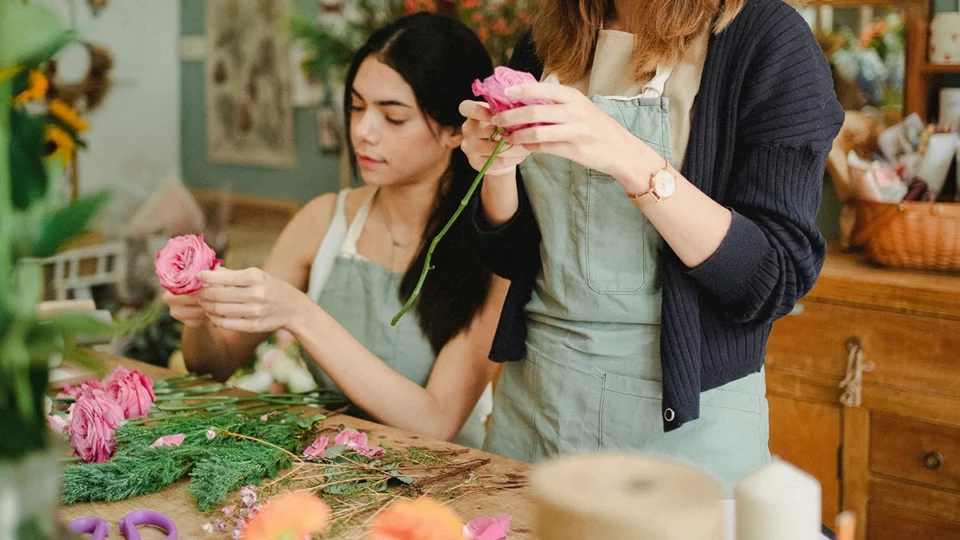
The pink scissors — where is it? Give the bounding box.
[68,510,178,540]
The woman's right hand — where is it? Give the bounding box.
[459,100,531,177]
[163,291,209,328]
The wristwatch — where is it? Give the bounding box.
[627,158,677,208]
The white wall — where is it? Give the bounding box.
[37,0,181,237]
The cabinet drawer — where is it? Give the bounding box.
[766,301,960,398]
[871,413,960,492]
[868,503,960,540]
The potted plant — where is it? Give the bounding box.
[0,1,112,537]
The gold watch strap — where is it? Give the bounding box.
[626,157,670,208]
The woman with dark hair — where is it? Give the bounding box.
[163,12,506,448]
[459,0,843,487]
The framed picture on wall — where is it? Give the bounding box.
[205,0,297,169]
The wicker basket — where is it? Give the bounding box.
[852,199,960,272]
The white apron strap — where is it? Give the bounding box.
[641,66,673,98]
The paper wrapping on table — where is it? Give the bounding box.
[531,453,724,540]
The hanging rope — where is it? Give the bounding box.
[839,337,874,407]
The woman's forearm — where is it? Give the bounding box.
[181,323,265,382]
[287,299,467,441]
[614,138,733,269]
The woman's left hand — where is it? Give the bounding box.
[491,82,659,182]
[196,267,309,334]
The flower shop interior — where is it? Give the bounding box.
[2,0,960,539]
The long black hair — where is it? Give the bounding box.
[343,13,494,354]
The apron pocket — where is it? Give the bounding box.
[598,371,664,450]
[584,173,648,294]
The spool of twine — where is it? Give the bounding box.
[531,453,725,540]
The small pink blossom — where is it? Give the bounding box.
[155,234,222,295]
[304,435,330,460]
[47,415,68,435]
[57,380,103,400]
[240,485,258,507]
[103,366,156,420]
[215,518,227,531]
[465,514,511,540]
[206,428,216,440]
[356,445,386,458]
[68,386,125,463]
[221,506,234,518]
[260,414,269,422]
[335,428,368,448]
[149,433,186,448]
[232,530,242,539]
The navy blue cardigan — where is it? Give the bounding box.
[469,0,844,432]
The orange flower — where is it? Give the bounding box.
[45,126,75,166]
[243,492,331,539]
[491,18,507,35]
[49,99,90,132]
[368,498,464,540]
[471,12,483,23]
[478,27,489,42]
[14,70,48,104]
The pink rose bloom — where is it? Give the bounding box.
[303,435,330,460]
[57,380,103,400]
[104,366,156,419]
[465,514,511,540]
[471,66,552,134]
[149,433,186,448]
[334,428,368,448]
[47,414,68,435]
[155,234,222,295]
[68,386,125,463]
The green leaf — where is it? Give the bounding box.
[32,190,110,257]
[1,2,72,66]
[9,107,48,210]
[323,445,345,460]
[36,311,113,337]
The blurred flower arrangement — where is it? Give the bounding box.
[818,10,905,115]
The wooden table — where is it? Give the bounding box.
[57,357,537,539]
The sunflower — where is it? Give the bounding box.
[13,70,48,104]
[49,99,89,132]
[368,498,465,540]
[45,125,76,166]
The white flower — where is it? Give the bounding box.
[206,428,216,440]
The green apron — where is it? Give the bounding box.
[302,189,488,449]
[483,68,770,491]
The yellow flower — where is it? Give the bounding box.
[13,70,48,104]
[49,99,89,132]
[368,498,464,540]
[0,66,24,83]
[46,125,76,166]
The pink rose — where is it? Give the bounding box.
[57,380,103,400]
[155,234,222,295]
[303,435,330,460]
[104,366,156,419]
[472,66,551,134]
[355,445,386,458]
[69,386,125,463]
[334,428,368,448]
[465,514,511,540]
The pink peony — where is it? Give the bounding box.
[465,514,511,540]
[104,366,156,419]
[149,433,186,448]
[471,66,552,134]
[303,435,330,460]
[155,234,222,295]
[335,428,368,448]
[68,386,125,463]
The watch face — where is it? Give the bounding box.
[654,169,676,198]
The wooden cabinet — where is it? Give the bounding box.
[766,246,960,540]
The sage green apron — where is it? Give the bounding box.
[302,189,487,449]
[483,68,770,491]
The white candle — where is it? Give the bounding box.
[735,460,821,540]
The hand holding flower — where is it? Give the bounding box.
[196,267,311,334]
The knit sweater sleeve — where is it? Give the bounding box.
[686,4,843,324]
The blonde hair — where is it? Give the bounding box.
[532,0,747,83]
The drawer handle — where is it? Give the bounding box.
[924,452,944,471]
